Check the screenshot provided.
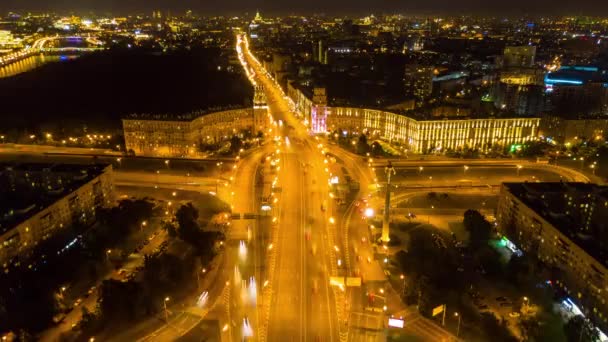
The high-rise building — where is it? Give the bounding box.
[0,163,115,265]
[545,66,608,116]
[497,182,608,330]
[503,45,537,68]
[404,64,434,105]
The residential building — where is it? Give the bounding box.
[122,103,269,157]
[496,182,608,329]
[0,163,115,266]
[503,45,536,68]
[404,64,434,105]
[287,85,539,153]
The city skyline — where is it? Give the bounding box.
[1,0,608,16]
[1,7,608,342]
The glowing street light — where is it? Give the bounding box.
[516,164,523,176]
[364,207,375,218]
[163,297,170,323]
[463,165,469,175]
[454,312,461,337]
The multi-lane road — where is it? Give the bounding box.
[240,34,340,341]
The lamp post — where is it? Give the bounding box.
[400,274,406,297]
[590,164,596,175]
[382,161,396,244]
[516,164,523,177]
[463,165,469,175]
[454,312,461,337]
[163,297,170,323]
[165,159,170,168]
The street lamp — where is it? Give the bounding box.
[106,249,112,261]
[382,161,396,243]
[463,165,469,175]
[418,166,423,174]
[165,159,170,168]
[516,165,523,177]
[454,312,461,337]
[400,274,406,297]
[590,164,596,175]
[163,297,170,323]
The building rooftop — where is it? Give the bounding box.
[504,182,608,267]
[545,65,608,86]
[123,104,251,122]
[0,163,111,235]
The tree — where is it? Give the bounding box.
[176,203,200,243]
[356,134,370,155]
[505,255,534,286]
[163,221,178,238]
[564,315,598,342]
[371,141,383,156]
[480,313,518,342]
[463,209,492,247]
[520,312,566,342]
[229,135,243,154]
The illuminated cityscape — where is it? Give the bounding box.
[1,5,608,342]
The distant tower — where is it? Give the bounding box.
[253,85,269,134]
[311,88,328,133]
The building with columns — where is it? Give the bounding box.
[287,84,539,154]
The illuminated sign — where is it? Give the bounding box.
[388,318,404,328]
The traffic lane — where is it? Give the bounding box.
[267,153,305,341]
[0,150,231,174]
[302,144,339,342]
[377,165,567,185]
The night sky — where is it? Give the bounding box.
[1,0,608,15]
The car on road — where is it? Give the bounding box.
[88,286,97,296]
[73,298,83,307]
[509,312,521,318]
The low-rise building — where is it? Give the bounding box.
[540,115,608,144]
[496,182,608,328]
[0,163,115,267]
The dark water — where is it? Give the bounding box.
[0,48,252,131]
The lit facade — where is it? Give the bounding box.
[123,105,269,157]
[324,106,539,153]
[0,164,115,266]
[503,45,536,68]
[496,182,608,328]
